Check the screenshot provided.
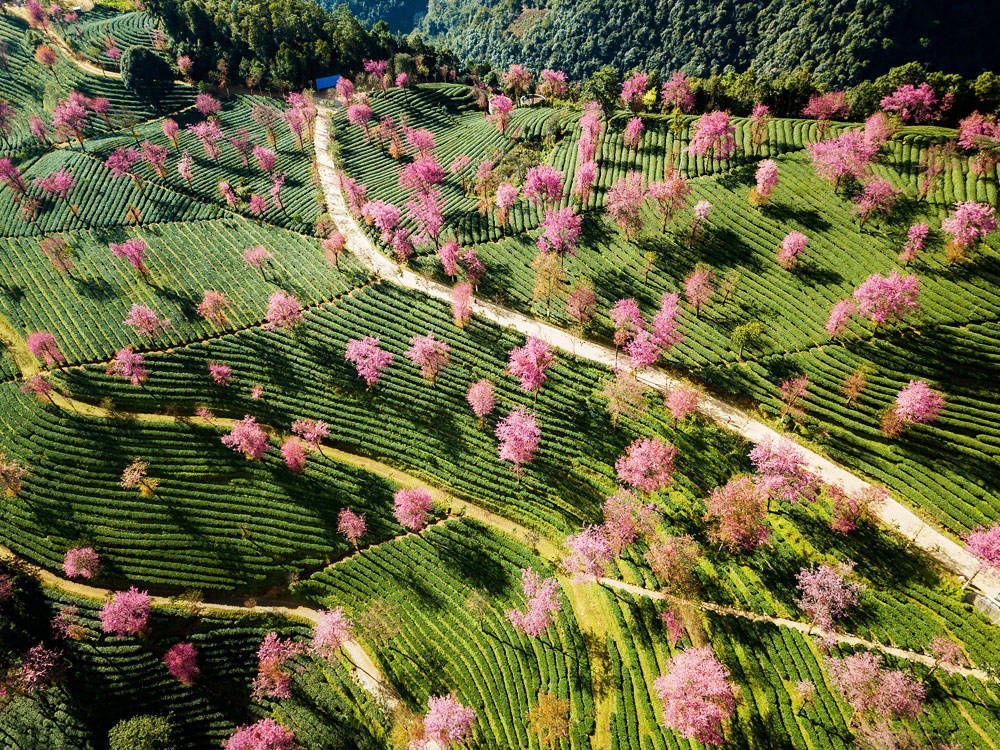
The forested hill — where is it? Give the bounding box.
[327,0,999,86]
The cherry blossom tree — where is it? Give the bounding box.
[507,567,562,637]
[853,178,900,226]
[110,238,150,277]
[829,485,884,535]
[536,206,581,256]
[406,332,451,384]
[623,116,644,149]
[880,83,937,124]
[164,642,199,686]
[120,458,157,495]
[414,693,476,749]
[524,165,564,208]
[941,201,996,260]
[620,71,649,112]
[345,336,394,388]
[26,331,65,367]
[853,270,920,327]
[252,631,304,699]
[661,71,694,113]
[562,525,612,580]
[280,437,307,473]
[394,487,434,531]
[452,282,473,327]
[665,387,699,423]
[194,92,221,119]
[197,290,230,326]
[566,281,597,330]
[601,486,660,554]
[802,91,849,127]
[124,303,170,338]
[221,416,268,460]
[615,437,676,493]
[263,291,302,331]
[777,231,808,270]
[141,140,170,178]
[20,374,53,402]
[749,437,817,506]
[645,534,702,594]
[893,379,945,425]
[962,522,1000,589]
[826,652,924,734]
[703,475,770,551]
[100,587,151,638]
[496,407,540,473]
[0,158,28,195]
[177,151,193,184]
[507,338,555,393]
[539,69,568,102]
[653,646,738,746]
[337,507,366,548]
[106,347,147,385]
[52,95,90,148]
[487,95,514,134]
[310,606,353,659]
[684,266,714,316]
[604,170,647,237]
[795,561,862,631]
[35,44,58,80]
[15,643,62,693]
[896,223,929,265]
[466,379,495,425]
[926,634,970,677]
[749,104,772,153]
[825,298,857,338]
[289,419,329,454]
[503,64,533,100]
[746,158,779,207]
[33,167,76,205]
[806,129,879,188]
[686,111,736,162]
[224,718,298,750]
[63,547,99,579]
[572,160,598,205]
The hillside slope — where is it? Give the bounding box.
[411,0,999,85]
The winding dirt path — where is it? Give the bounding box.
[313,107,1000,604]
[597,577,994,682]
[0,541,408,724]
[5,6,123,80]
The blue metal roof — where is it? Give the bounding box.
[315,74,341,90]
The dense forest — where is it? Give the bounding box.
[324,0,1000,87]
[145,0,456,89]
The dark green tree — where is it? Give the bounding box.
[120,47,173,103]
[108,715,175,750]
[582,65,620,118]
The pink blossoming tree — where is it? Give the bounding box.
[615,437,676,493]
[394,487,434,531]
[507,568,562,637]
[221,416,269,460]
[653,646,738,746]
[795,561,863,631]
[507,337,555,393]
[100,587,151,638]
[495,407,540,473]
[164,642,199,686]
[63,547,99,579]
[337,507,366,548]
[345,336,394,388]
